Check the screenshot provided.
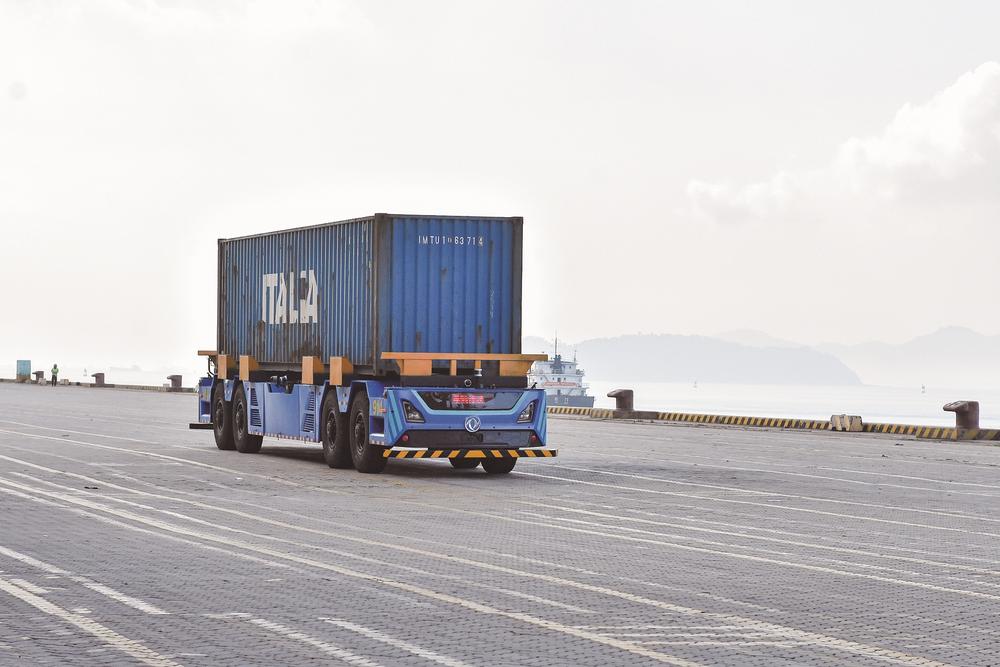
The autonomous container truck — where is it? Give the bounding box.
[190,213,555,474]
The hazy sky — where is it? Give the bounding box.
[3,1,1000,373]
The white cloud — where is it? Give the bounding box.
[688,61,1000,223]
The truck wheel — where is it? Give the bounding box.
[349,393,386,474]
[321,391,352,469]
[450,459,480,470]
[482,458,517,474]
[233,385,263,454]
[212,385,235,451]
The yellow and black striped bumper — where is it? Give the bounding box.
[383,448,558,459]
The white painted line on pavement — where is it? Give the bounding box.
[321,617,473,667]
[2,459,597,616]
[581,443,1000,491]
[642,641,812,647]
[590,452,1000,497]
[607,632,791,639]
[519,502,1000,578]
[248,617,381,666]
[520,510,1000,597]
[0,476,704,667]
[550,464,1000,524]
[80,581,168,616]
[510,509,1000,602]
[0,487,295,572]
[0,578,181,667]
[0,420,158,444]
[7,578,47,595]
[0,545,168,615]
[0,455,951,667]
[0,430,346,493]
[574,625,766,630]
[517,470,1000,538]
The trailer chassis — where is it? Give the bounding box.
[189,352,556,474]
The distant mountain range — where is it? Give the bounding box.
[524,327,1000,388]
[818,327,1000,389]
[524,334,860,385]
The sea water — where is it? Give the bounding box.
[587,379,1000,429]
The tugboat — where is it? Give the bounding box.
[528,339,595,408]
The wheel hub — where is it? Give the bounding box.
[325,413,335,446]
[235,403,245,438]
[354,416,365,453]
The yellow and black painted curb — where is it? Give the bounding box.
[652,412,830,430]
[547,406,825,429]
[383,448,558,459]
[548,406,614,418]
[546,406,1000,442]
[863,423,1000,441]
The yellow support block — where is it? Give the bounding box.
[217,354,230,379]
[301,357,325,385]
[239,355,259,381]
[328,356,354,386]
[382,352,547,377]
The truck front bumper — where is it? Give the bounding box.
[400,428,541,448]
[383,447,557,460]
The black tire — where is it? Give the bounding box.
[233,385,263,454]
[212,384,235,450]
[349,393,386,474]
[482,458,517,474]
[449,458,480,470]
[321,391,352,469]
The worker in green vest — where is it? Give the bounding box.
[50,363,59,386]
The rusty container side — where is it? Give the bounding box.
[218,215,376,370]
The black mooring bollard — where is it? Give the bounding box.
[607,389,634,412]
[943,401,980,430]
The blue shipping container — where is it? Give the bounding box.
[217,214,523,374]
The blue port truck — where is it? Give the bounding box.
[190,214,555,474]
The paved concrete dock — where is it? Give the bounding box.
[1,383,999,666]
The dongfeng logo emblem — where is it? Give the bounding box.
[464,416,481,433]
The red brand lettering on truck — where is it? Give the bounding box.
[451,394,487,407]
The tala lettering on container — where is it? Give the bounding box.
[261,270,319,325]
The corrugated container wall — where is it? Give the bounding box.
[217,214,523,374]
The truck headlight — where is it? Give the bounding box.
[517,401,536,423]
[401,400,424,423]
